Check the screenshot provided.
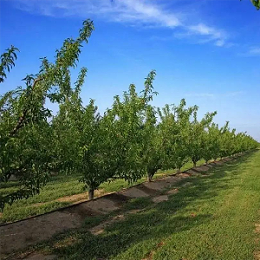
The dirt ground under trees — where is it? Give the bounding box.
[0,158,239,259]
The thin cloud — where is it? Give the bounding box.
[186,91,245,98]
[8,0,228,47]
[185,23,227,47]
[186,93,215,98]
[224,91,245,97]
[245,47,260,57]
[10,0,182,27]
[188,23,225,39]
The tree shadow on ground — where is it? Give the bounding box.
[40,152,257,259]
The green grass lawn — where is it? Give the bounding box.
[0,159,206,223]
[31,150,260,260]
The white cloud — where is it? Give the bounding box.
[239,46,260,57]
[187,23,227,47]
[9,0,228,47]
[189,24,221,38]
[115,0,181,27]
[12,0,181,27]
[215,40,225,47]
[247,47,260,56]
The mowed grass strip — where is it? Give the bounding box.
[37,150,260,260]
[0,159,206,223]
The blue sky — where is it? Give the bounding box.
[0,0,260,141]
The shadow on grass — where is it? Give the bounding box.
[36,152,258,259]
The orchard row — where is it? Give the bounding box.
[0,20,258,209]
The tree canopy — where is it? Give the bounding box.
[0,19,258,210]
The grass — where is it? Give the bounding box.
[21,149,260,260]
[0,159,206,223]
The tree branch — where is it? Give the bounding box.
[9,77,42,137]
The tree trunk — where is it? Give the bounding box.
[193,162,197,168]
[88,189,94,200]
[177,168,181,174]
[148,168,157,182]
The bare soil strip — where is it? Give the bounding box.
[30,189,106,211]
[0,158,235,258]
[152,195,169,204]
[89,214,126,236]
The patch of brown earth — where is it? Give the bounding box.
[178,173,190,178]
[255,252,260,260]
[0,210,83,256]
[61,203,102,220]
[164,175,183,184]
[89,214,125,236]
[167,188,179,195]
[28,190,105,211]
[255,223,260,233]
[127,209,143,214]
[53,235,80,249]
[214,161,224,165]
[186,169,200,176]
[152,195,169,204]
[181,182,192,188]
[62,189,105,203]
[56,192,88,203]
[195,165,210,172]
[82,198,120,214]
[224,157,233,162]
[137,184,160,195]
[89,209,143,237]
[119,187,150,198]
[103,193,130,204]
[142,180,170,191]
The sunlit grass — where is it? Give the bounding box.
[35,150,260,260]
[0,158,206,223]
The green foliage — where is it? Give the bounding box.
[107,84,147,184]
[0,20,94,210]
[108,71,158,184]
[187,109,217,167]
[54,95,117,198]
[202,123,221,162]
[52,69,159,198]
[135,71,161,181]
[158,99,195,172]
[241,0,260,9]
[250,0,260,9]
[0,45,19,83]
[0,18,258,211]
